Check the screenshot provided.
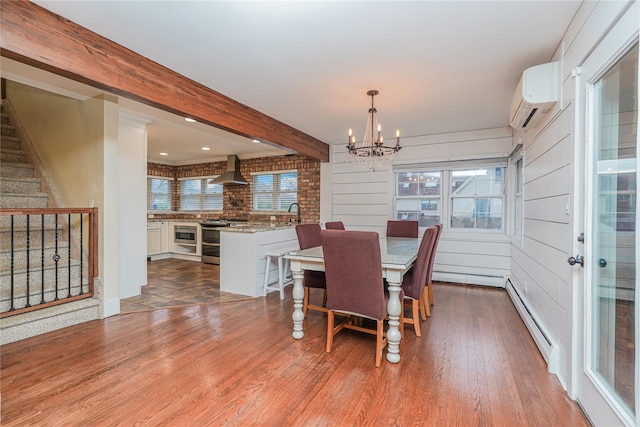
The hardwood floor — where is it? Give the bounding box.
[1,282,590,426]
[120,259,252,313]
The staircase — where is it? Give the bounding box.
[0,100,102,345]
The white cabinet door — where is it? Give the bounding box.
[160,221,170,253]
[147,224,162,255]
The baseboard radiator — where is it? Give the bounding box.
[505,278,559,375]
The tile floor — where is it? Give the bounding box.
[120,258,251,313]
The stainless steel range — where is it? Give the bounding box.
[200,220,230,264]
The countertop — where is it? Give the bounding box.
[221,223,297,233]
[147,218,202,223]
[146,218,301,232]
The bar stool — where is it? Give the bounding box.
[263,248,296,299]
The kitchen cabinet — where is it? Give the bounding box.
[220,226,298,297]
[147,222,162,256]
[147,221,172,260]
[168,221,201,261]
[160,221,170,253]
[147,221,201,261]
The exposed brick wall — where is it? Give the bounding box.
[147,155,320,223]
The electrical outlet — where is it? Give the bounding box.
[270,215,276,221]
[196,214,201,218]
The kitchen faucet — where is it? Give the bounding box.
[288,202,301,223]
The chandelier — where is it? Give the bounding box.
[347,89,401,171]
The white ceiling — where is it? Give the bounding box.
[23,1,581,164]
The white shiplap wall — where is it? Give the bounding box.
[508,0,636,393]
[321,1,638,397]
[328,127,513,287]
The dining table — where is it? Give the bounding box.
[285,236,421,364]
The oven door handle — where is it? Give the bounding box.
[201,242,220,247]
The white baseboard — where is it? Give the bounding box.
[104,298,120,317]
[148,253,171,261]
[433,271,505,287]
[505,278,559,375]
[168,253,201,262]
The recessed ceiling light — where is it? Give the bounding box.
[185,118,196,123]
[159,152,168,156]
[252,139,261,144]
[201,147,210,151]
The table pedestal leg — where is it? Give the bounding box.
[291,265,305,339]
[385,280,402,363]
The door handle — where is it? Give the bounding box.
[599,258,607,268]
[568,255,584,267]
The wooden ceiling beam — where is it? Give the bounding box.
[0,1,329,162]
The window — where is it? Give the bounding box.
[147,177,173,211]
[450,168,504,230]
[514,158,523,239]
[394,163,505,231]
[253,171,297,211]
[395,172,441,227]
[179,177,223,211]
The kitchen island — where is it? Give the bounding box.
[219,223,299,297]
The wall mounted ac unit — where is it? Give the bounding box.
[509,61,559,129]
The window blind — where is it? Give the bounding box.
[179,177,223,211]
[147,177,173,211]
[253,171,297,211]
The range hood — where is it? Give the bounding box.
[209,155,248,185]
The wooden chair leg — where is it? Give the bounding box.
[428,281,435,305]
[412,299,421,337]
[419,289,427,320]
[375,319,383,367]
[303,287,309,316]
[419,288,431,320]
[322,289,327,307]
[326,310,335,353]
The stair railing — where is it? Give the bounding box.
[0,208,98,317]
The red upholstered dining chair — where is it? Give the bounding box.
[386,220,419,238]
[321,229,400,367]
[420,223,443,320]
[325,221,345,230]
[401,226,439,337]
[295,224,327,315]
